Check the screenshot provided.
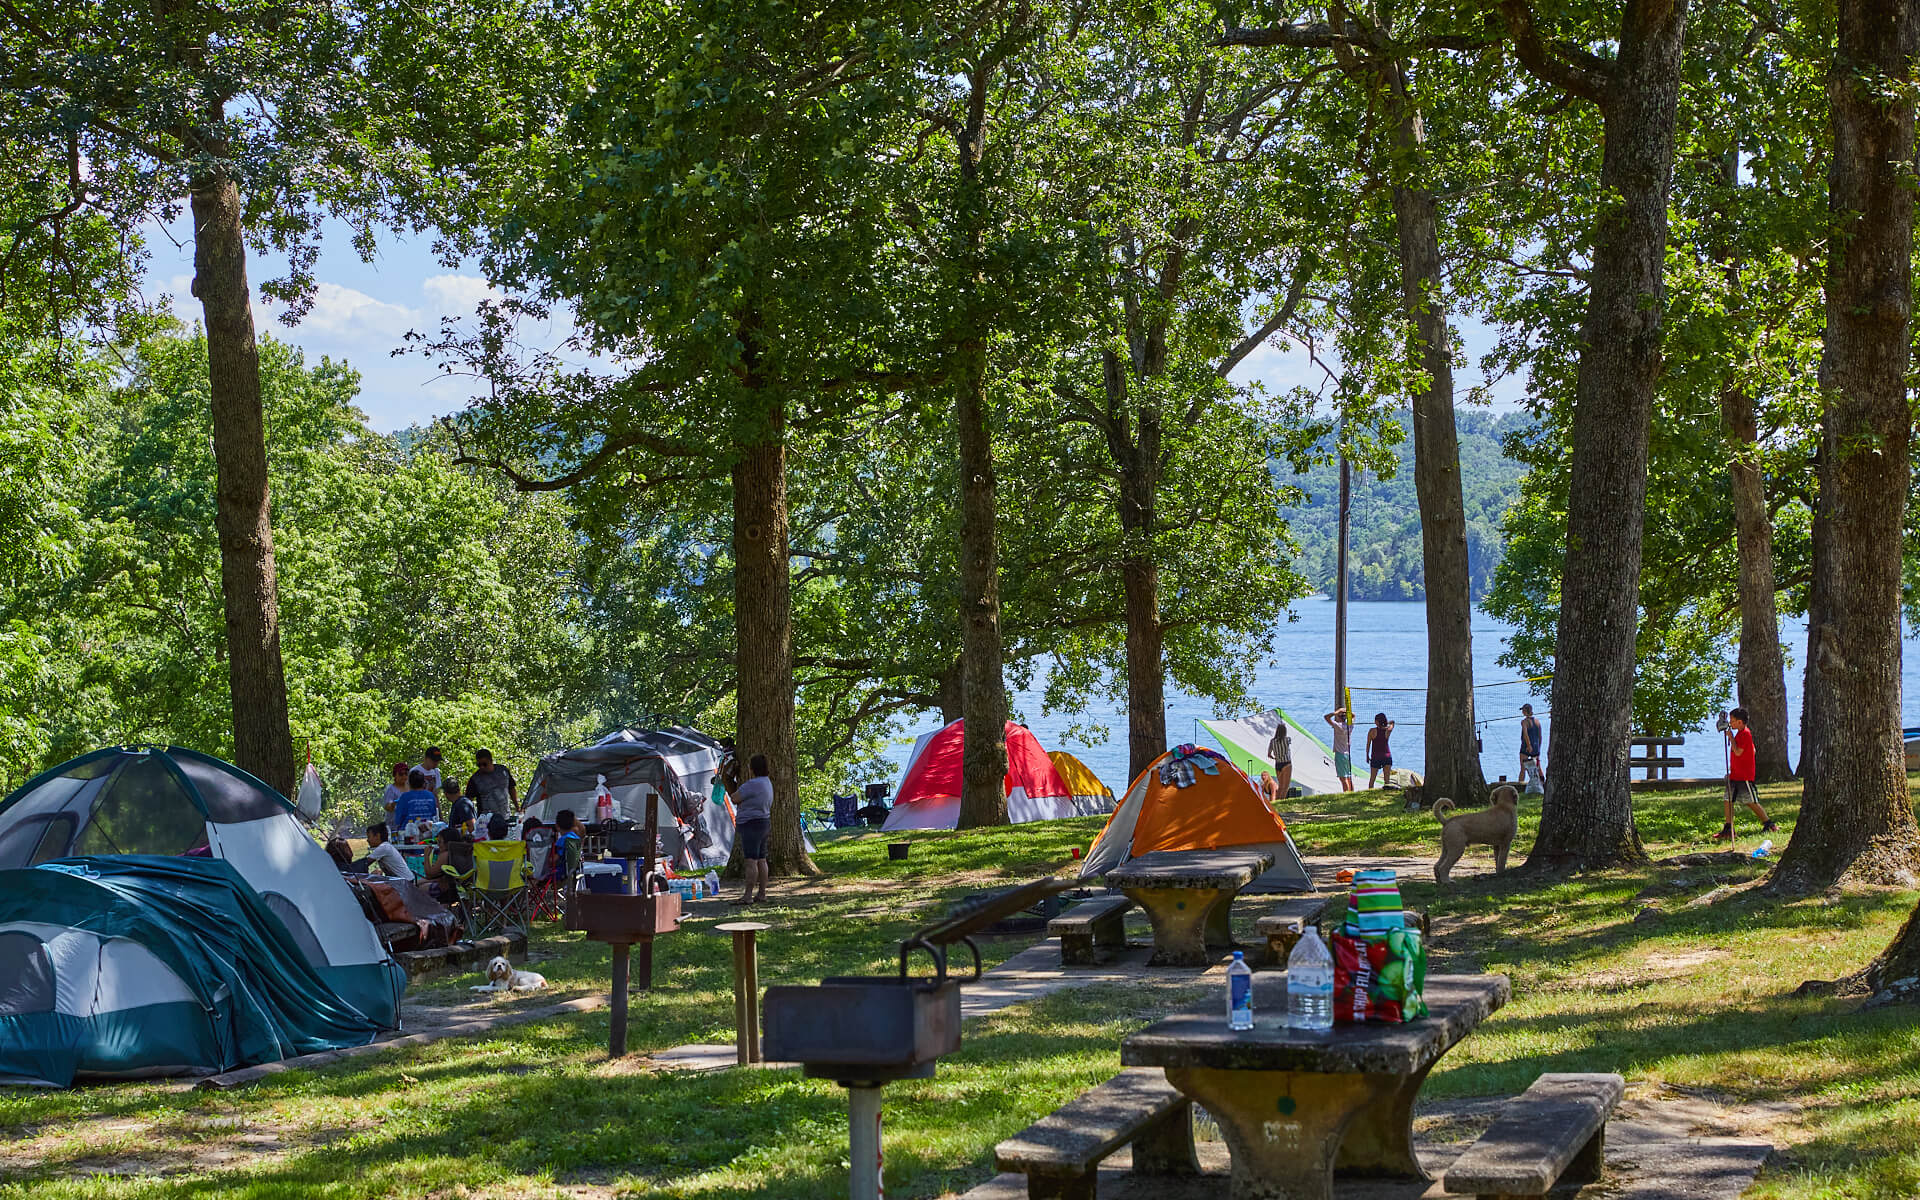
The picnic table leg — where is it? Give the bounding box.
[1203,892,1237,948]
[1333,1063,1430,1178]
[1165,1066,1395,1200]
[1125,887,1234,967]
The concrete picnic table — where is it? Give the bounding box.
[1121,973,1512,1200]
[1103,848,1274,966]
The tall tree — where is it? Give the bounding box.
[1499,0,1688,868]
[1221,6,1491,806]
[2,0,412,798]
[430,0,966,872]
[1056,15,1326,783]
[1771,0,1920,893]
[951,42,1015,829]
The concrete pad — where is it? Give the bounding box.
[643,1044,798,1074]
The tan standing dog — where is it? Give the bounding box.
[1431,784,1520,884]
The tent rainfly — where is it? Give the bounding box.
[1079,745,1311,892]
[521,725,737,871]
[1047,750,1114,813]
[0,746,403,1086]
[1199,708,1343,795]
[884,720,1111,831]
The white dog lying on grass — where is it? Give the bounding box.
[470,955,548,993]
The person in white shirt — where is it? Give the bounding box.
[419,746,445,794]
[363,822,413,879]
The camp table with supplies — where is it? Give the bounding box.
[1103,848,1274,966]
[1121,973,1511,1200]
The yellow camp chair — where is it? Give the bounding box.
[467,839,530,940]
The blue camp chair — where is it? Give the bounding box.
[831,794,862,828]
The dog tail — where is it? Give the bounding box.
[1430,797,1455,823]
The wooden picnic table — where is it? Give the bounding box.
[1103,848,1274,967]
[1121,973,1511,1200]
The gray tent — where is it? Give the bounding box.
[522,727,733,870]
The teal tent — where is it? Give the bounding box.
[0,857,398,1086]
[0,747,403,1085]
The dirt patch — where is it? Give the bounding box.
[1643,948,1728,971]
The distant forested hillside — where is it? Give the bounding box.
[1284,411,1531,601]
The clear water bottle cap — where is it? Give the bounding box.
[1231,950,1244,960]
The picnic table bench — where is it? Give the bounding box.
[1122,973,1511,1200]
[989,1068,1199,1199]
[1103,849,1274,967]
[1049,894,1135,966]
[1628,734,1684,781]
[1444,1071,1624,1199]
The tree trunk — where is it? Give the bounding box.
[1384,61,1486,809]
[732,374,816,875]
[954,339,1009,828]
[1771,0,1920,892]
[1527,0,1687,869]
[189,162,295,801]
[1102,347,1168,784]
[937,659,964,725]
[1120,442,1166,784]
[1719,381,1794,782]
[1867,898,1920,996]
[953,63,1009,829]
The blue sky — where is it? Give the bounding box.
[145,217,1520,434]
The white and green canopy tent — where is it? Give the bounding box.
[1200,709,1344,795]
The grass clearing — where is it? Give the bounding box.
[2,784,1917,1198]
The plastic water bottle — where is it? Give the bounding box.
[1227,951,1254,1030]
[1286,927,1334,1033]
[706,869,720,895]
[1752,839,1774,859]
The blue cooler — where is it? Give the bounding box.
[582,862,628,895]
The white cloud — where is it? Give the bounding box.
[1231,337,1329,396]
[294,282,418,340]
[421,273,499,316]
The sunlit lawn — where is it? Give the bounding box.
[1,785,1916,1198]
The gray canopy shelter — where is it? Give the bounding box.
[521,726,735,871]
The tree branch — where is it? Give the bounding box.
[1496,0,1612,105]
[1217,256,1315,381]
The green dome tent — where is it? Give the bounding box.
[0,747,402,1086]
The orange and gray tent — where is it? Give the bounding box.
[1078,746,1311,892]
[1047,751,1114,814]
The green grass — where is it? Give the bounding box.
[3,786,1918,1198]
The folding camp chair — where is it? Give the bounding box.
[558,833,587,931]
[830,794,862,828]
[524,827,562,922]
[467,839,530,940]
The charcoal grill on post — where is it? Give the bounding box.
[576,800,681,1056]
[763,876,1071,1200]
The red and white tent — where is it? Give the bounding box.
[882,720,1111,830]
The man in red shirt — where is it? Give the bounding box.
[1715,707,1779,842]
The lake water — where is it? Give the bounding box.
[881,599,1920,794]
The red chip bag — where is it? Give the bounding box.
[1332,934,1405,1024]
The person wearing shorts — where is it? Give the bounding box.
[1518,703,1545,790]
[1716,708,1777,842]
[731,754,774,904]
[1366,712,1395,788]
[1324,709,1355,791]
[1267,722,1293,798]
